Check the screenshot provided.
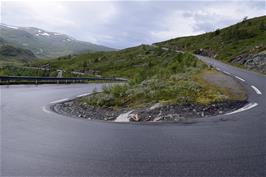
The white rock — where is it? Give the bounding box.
[115,110,133,122]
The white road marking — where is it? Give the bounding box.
[223,71,231,75]
[216,67,221,71]
[251,85,262,95]
[76,93,90,98]
[50,98,69,104]
[115,111,133,122]
[234,75,245,82]
[42,106,51,114]
[226,102,258,115]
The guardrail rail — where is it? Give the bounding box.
[0,76,127,85]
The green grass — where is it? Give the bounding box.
[0,35,249,108]
[56,45,237,108]
[1,44,244,108]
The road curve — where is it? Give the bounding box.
[1,57,265,176]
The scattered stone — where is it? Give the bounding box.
[51,95,248,122]
[129,113,140,122]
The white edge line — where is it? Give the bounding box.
[42,106,51,114]
[223,71,231,75]
[50,98,69,104]
[216,67,221,71]
[234,75,245,82]
[76,93,90,97]
[226,102,258,115]
[251,85,262,95]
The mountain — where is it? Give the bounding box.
[0,24,114,59]
[155,16,266,74]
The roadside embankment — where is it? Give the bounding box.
[51,69,248,122]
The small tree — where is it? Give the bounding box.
[259,22,265,31]
[242,16,248,23]
[214,29,220,36]
[82,61,88,71]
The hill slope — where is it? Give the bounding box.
[155,16,266,74]
[0,45,36,65]
[0,45,35,59]
[0,24,114,59]
[8,45,242,107]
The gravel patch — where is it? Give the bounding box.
[51,98,247,122]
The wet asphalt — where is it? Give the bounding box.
[1,56,265,176]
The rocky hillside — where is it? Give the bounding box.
[0,24,114,59]
[230,51,266,74]
[156,16,266,74]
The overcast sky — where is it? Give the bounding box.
[1,0,265,49]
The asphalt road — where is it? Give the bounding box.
[1,57,265,177]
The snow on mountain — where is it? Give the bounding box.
[0,24,114,58]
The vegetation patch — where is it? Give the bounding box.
[50,45,247,122]
[156,16,266,74]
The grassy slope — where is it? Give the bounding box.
[29,45,243,108]
[0,45,246,108]
[156,16,266,65]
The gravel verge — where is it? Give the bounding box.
[51,97,248,122]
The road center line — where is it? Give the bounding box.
[226,102,258,115]
[251,85,262,95]
[234,75,245,82]
[50,98,69,104]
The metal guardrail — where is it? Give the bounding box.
[0,76,127,84]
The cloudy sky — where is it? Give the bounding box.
[1,0,265,49]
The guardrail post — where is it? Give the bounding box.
[35,79,38,85]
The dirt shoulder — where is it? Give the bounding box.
[199,69,246,101]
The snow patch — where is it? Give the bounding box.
[41,32,50,36]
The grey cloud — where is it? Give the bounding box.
[2,1,265,49]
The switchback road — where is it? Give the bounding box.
[1,56,265,176]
